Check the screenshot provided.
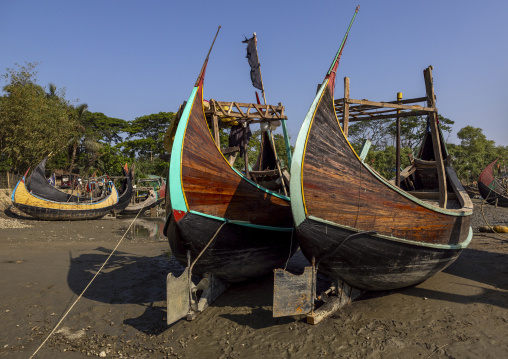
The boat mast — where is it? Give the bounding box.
[195,25,222,88]
[325,5,359,98]
[251,32,288,195]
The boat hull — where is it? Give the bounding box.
[291,75,473,292]
[167,211,296,283]
[296,217,468,291]
[12,202,117,221]
[12,177,120,221]
[478,181,508,207]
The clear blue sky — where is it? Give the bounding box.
[1,0,507,146]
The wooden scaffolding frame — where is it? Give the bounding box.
[334,66,447,208]
[204,100,289,195]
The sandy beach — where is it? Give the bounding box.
[0,200,507,358]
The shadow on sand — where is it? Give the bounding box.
[66,235,508,334]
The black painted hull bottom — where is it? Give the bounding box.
[478,181,508,207]
[167,212,297,283]
[13,203,113,221]
[296,218,464,291]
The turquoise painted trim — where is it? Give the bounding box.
[290,80,328,227]
[359,139,371,162]
[307,215,473,250]
[169,87,198,213]
[281,119,292,166]
[230,167,290,201]
[188,210,293,232]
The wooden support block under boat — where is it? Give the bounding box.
[307,281,363,325]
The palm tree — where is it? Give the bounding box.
[67,103,88,189]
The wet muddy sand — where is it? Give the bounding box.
[0,202,507,358]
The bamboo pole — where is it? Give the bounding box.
[252,33,287,195]
[395,92,402,187]
[242,123,250,180]
[423,66,447,208]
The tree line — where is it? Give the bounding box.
[1,62,506,184]
[347,115,508,182]
[0,62,173,179]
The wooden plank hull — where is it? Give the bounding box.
[291,79,473,291]
[167,211,296,283]
[166,73,295,282]
[478,180,508,207]
[12,202,118,220]
[297,217,468,290]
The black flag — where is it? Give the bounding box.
[243,36,263,91]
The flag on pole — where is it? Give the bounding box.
[243,36,263,91]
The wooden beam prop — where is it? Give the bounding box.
[334,96,437,123]
[336,98,437,112]
[424,66,447,208]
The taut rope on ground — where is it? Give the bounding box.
[480,201,508,240]
[29,204,150,359]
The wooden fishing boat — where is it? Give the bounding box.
[11,162,132,220]
[26,157,132,209]
[289,40,473,293]
[164,29,295,285]
[478,159,508,207]
[26,157,92,202]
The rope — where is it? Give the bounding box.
[283,228,294,271]
[186,221,226,309]
[189,222,226,273]
[29,203,149,359]
[480,201,508,240]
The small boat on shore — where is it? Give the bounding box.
[12,163,132,220]
[122,177,166,215]
[478,159,508,207]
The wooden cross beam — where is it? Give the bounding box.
[207,100,287,123]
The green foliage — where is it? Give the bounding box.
[123,112,174,158]
[83,112,128,144]
[348,113,454,151]
[447,126,507,181]
[0,62,77,172]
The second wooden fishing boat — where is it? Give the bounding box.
[273,6,473,323]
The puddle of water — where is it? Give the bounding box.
[120,217,166,241]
